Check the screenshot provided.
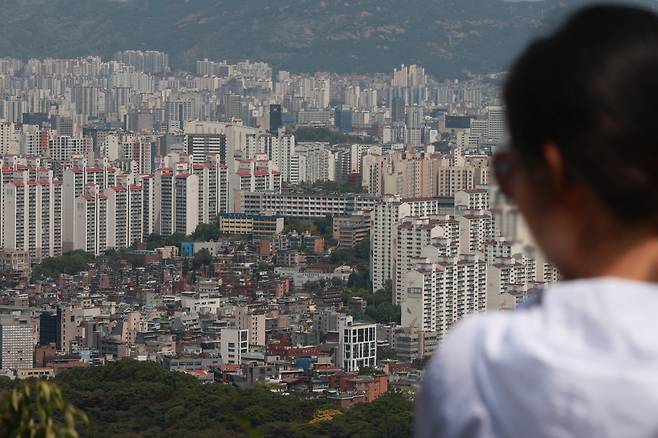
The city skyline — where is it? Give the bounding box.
[0,3,562,435]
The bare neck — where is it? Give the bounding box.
[574,232,658,283]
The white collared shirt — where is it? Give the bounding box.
[416,278,658,438]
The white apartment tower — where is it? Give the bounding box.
[137,174,155,237]
[49,136,90,161]
[192,160,229,225]
[4,177,62,261]
[105,185,144,249]
[394,217,444,305]
[62,165,117,252]
[370,196,450,292]
[154,168,199,236]
[403,254,487,340]
[74,189,108,256]
[260,133,296,183]
[0,121,18,155]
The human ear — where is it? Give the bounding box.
[542,142,567,196]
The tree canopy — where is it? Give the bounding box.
[344,281,401,325]
[6,361,414,438]
[192,223,221,242]
[285,216,333,240]
[31,250,96,281]
[293,127,378,145]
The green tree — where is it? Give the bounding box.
[191,249,213,270]
[343,280,401,324]
[32,251,96,281]
[0,381,89,438]
[143,233,188,250]
[7,361,414,437]
[293,127,377,145]
[192,223,221,241]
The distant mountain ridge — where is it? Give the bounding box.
[0,0,653,76]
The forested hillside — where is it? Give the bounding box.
[0,361,414,437]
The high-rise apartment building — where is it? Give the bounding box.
[394,217,444,305]
[402,254,487,340]
[105,185,144,249]
[154,168,199,236]
[233,156,282,193]
[62,165,117,252]
[405,105,423,147]
[48,136,90,161]
[165,99,193,130]
[184,134,228,164]
[0,121,18,155]
[192,159,229,224]
[258,133,296,183]
[4,177,62,261]
[294,142,336,183]
[115,50,169,74]
[74,189,108,256]
[370,196,453,292]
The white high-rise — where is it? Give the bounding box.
[294,142,336,183]
[394,217,444,305]
[220,328,249,365]
[259,133,296,183]
[0,316,33,371]
[0,121,18,155]
[74,188,108,256]
[49,136,90,161]
[62,165,117,252]
[154,168,199,236]
[336,316,377,372]
[370,196,451,292]
[4,176,62,261]
[105,185,143,249]
[486,106,505,144]
[402,254,487,340]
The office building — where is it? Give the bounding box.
[336,317,377,372]
[236,192,381,218]
[0,316,34,371]
[335,105,353,133]
[220,328,249,365]
[269,104,283,135]
[39,312,59,349]
[218,213,284,236]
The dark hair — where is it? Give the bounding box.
[504,5,658,223]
